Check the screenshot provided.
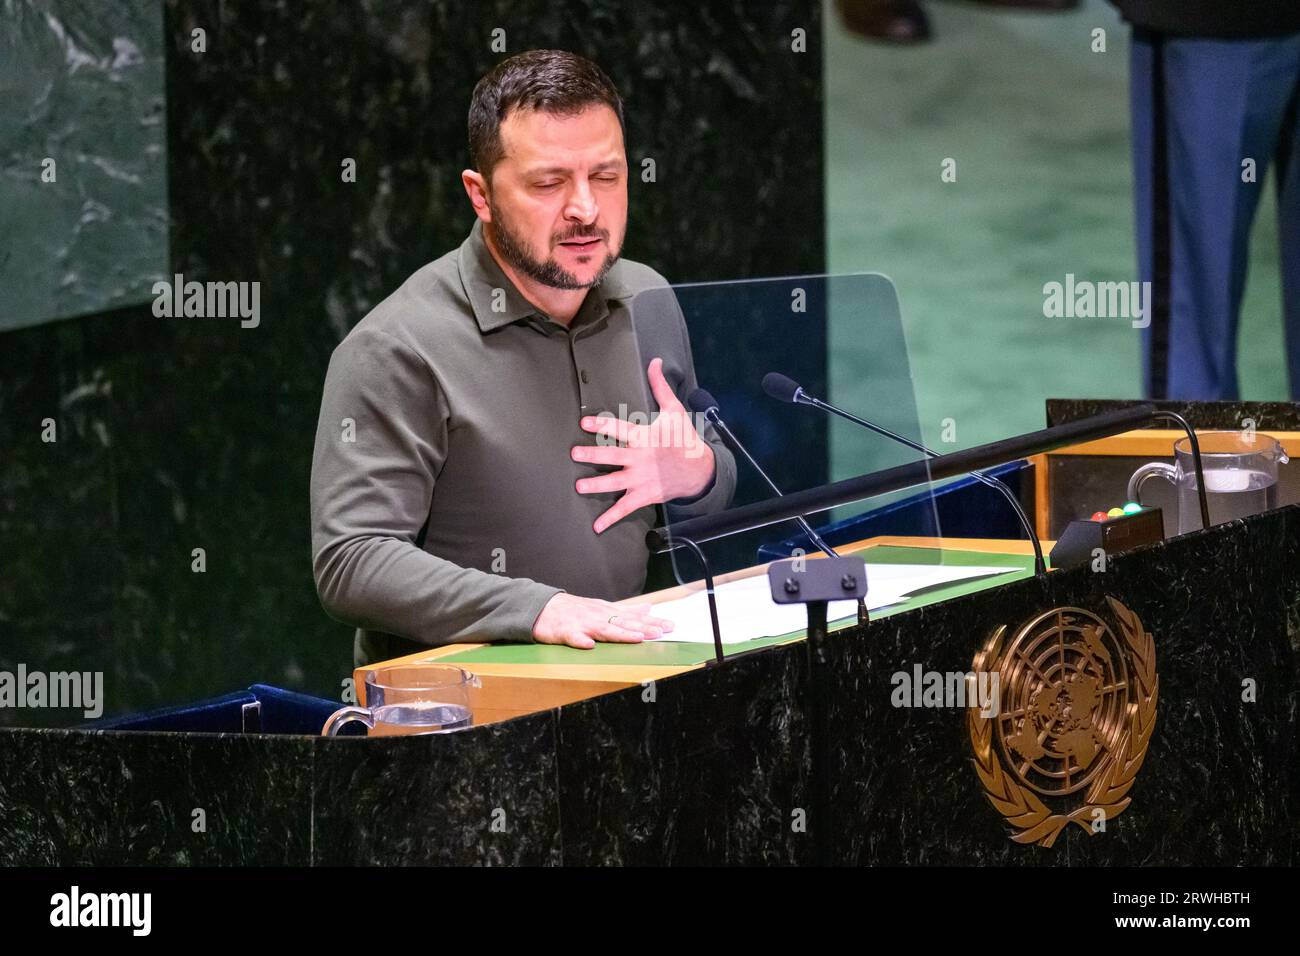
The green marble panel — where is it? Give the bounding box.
[0,0,168,331]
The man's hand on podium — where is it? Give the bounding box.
[532,594,675,649]
[572,357,715,534]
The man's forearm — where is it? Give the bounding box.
[313,533,561,646]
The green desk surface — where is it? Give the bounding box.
[440,546,1036,668]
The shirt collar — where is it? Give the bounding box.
[457,218,634,335]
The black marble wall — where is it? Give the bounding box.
[0,728,315,865]
[0,0,825,727]
[1047,398,1300,431]
[2,506,1295,865]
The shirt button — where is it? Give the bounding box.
[580,369,590,384]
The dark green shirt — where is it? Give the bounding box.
[310,219,737,667]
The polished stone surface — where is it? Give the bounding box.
[3,506,1295,864]
[555,643,812,865]
[1047,398,1300,430]
[312,713,562,866]
[822,505,1299,865]
[0,727,312,865]
[0,0,167,331]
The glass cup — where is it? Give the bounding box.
[1127,431,1289,535]
[321,664,481,737]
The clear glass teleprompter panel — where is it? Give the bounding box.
[620,273,941,587]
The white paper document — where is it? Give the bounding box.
[645,563,1017,644]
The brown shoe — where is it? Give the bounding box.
[835,0,932,44]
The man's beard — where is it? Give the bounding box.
[486,199,621,290]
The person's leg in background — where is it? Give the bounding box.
[1273,44,1300,401]
[1129,29,1166,398]
[1130,31,1299,399]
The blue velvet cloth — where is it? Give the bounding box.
[89,690,259,733]
[248,684,358,735]
[85,685,355,735]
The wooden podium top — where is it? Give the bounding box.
[352,536,1045,726]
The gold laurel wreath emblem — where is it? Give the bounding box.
[967,597,1159,848]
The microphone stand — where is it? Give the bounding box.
[1151,411,1211,529]
[702,406,870,626]
[794,391,1048,576]
[665,536,726,665]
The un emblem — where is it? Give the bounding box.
[968,597,1158,847]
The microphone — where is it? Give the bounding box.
[761,372,1047,575]
[687,387,868,623]
[761,372,812,406]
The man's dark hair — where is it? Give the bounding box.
[468,49,625,181]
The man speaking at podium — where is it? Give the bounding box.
[310,50,737,667]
